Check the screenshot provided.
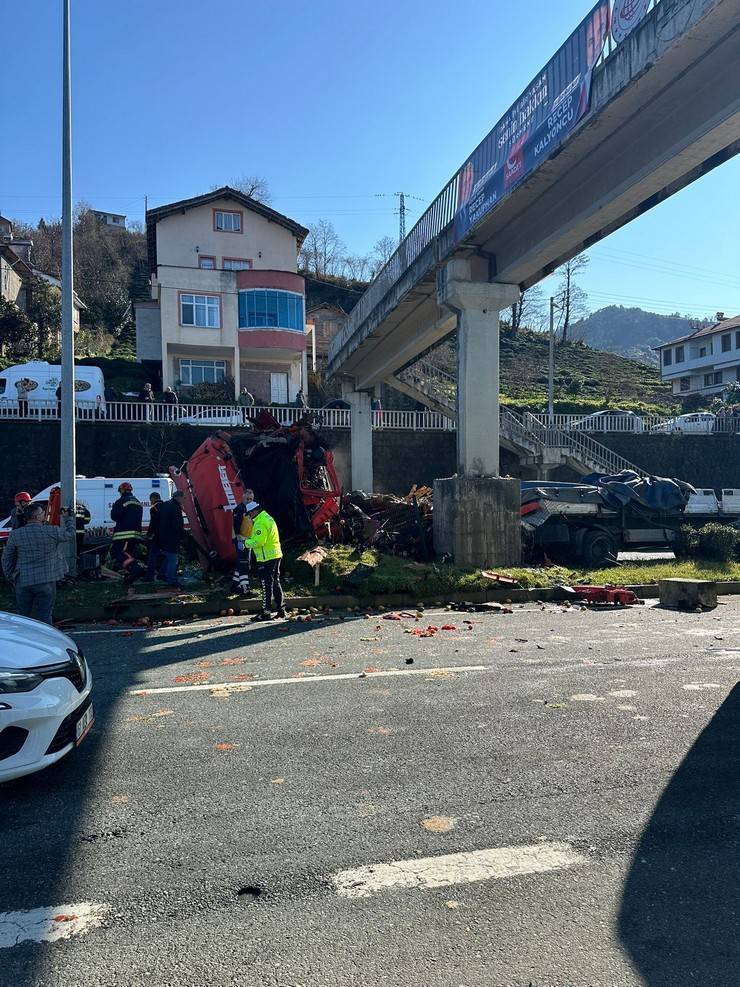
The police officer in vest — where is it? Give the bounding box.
[243,500,286,621]
[110,482,145,583]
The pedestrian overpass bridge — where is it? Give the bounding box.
[327,0,740,565]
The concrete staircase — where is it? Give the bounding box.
[390,358,646,478]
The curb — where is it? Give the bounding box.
[82,579,740,624]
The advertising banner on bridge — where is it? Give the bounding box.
[453,0,610,243]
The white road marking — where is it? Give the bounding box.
[0,903,109,948]
[332,841,587,898]
[129,664,488,696]
[570,693,605,702]
[683,682,722,690]
[609,689,638,698]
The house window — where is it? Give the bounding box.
[704,371,723,387]
[214,210,242,233]
[722,334,731,352]
[699,346,707,358]
[180,293,220,328]
[238,289,305,331]
[179,359,226,386]
[680,377,691,392]
[663,349,672,367]
[223,257,253,271]
[675,346,685,363]
[198,255,216,270]
[736,331,740,349]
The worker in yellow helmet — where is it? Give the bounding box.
[243,501,286,621]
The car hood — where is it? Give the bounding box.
[0,611,77,669]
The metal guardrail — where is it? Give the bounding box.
[0,401,456,432]
[329,0,667,370]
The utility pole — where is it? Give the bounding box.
[60,0,77,574]
[397,193,406,242]
[548,296,556,420]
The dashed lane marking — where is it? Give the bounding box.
[331,841,587,898]
[129,664,489,696]
[0,904,109,948]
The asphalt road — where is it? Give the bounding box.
[3,598,740,987]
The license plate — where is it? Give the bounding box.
[75,704,94,746]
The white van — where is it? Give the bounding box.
[0,361,106,413]
[0,476,175,541]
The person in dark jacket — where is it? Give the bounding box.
[157,491,185,586]
[162,386,178,421]
[139,382,155,422]
[145,492,162,580]
[110,482,144,583]
[10,491,32,530]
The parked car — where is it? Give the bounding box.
[179,409,248,427]
[0,361,106,415]
[651,412,716,434]
[0,613,93,783]
[571,410,644,432]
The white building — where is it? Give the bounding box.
[92,211,126,229]
[656,313,740,399]
[136,187,310,402]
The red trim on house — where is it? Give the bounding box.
[235,269,304,293]
[198,255,216,270]
[238,329,306,351]
[222,257,253,271]
[177,290,223,329]
[212,208,243,233]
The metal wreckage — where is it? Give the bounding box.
[168,412,433,589]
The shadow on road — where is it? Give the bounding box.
[0,611,350,984]
[619,683,740,986]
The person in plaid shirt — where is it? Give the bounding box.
[2,505,75,624]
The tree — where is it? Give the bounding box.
[0,297,34,358]
[510,285,546,332]
[555,254,590,342]
[370,235,396,275]
[298,220,347,277]
[212,176,272,203]
[341,253,372,281]
[26,276,61,358]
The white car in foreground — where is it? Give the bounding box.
[0,613,93,783]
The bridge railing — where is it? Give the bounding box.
[330,0,668,369]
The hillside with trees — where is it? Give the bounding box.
[569,305,704,365]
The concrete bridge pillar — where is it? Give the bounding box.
[342,381,373,492]
[434,259,522,567]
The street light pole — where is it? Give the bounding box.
[60,0,77,575]
[548,296,556,421]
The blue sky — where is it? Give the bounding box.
[1,0,738,322]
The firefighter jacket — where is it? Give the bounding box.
[233,503,253,542]
[110,494,143,542]
[243,510,282,562]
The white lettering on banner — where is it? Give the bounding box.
[218,465,237,510]
[612,0,651,44]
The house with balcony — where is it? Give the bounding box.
[655,313,740,400]
[135,187,309,403]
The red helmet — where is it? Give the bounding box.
[14,491,32,503]
[118,482,133,494]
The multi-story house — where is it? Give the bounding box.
[92,210,126,229]
[656,313,740,399]
[136,187,309,403]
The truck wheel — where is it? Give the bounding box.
[581,530,618,568]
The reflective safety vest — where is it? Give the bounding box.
[244,510,282,562]
[110,494,143,541]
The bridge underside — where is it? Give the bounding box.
[332,0,740,390]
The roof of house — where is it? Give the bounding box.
[145,186,310,271]
[0,242,33,279]
[655,315,740,350]
[33,270,86,309]
[306,303,348,319]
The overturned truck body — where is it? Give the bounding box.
[168,413,341,567]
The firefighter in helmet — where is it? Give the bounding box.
[10,491,32,530]
[110,482,145,583]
